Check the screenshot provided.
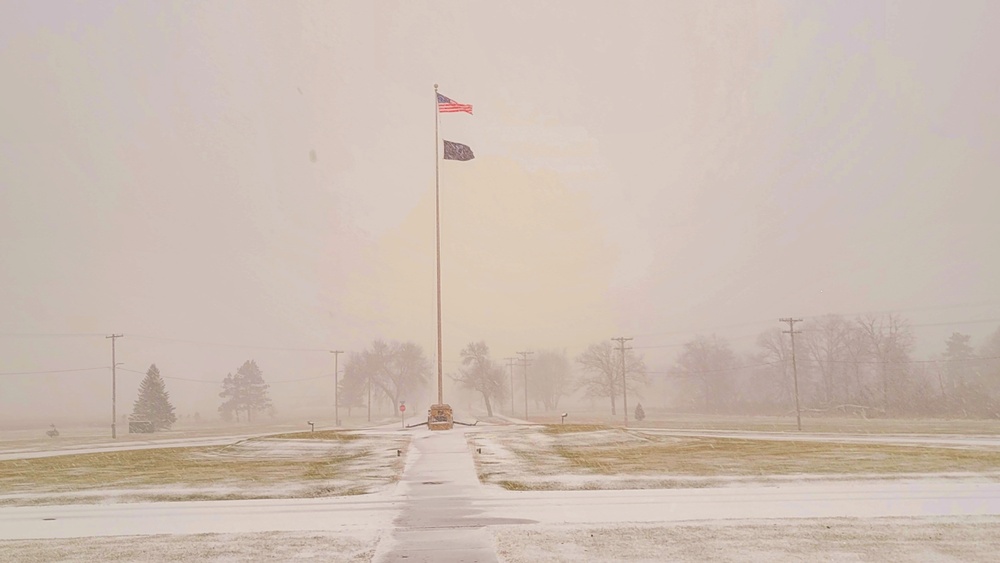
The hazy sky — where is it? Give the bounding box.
[2,1,999,424]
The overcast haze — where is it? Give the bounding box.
[2,1,999,425]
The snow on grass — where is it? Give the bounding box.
[0,530,378,562]
[492,516,1000,562]
[0,431,409,506]
[469,426,1000,491]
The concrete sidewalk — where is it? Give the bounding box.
[373,427,531,563]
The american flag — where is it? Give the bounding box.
[437,93,473,114]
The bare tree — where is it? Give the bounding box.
[755,328,793,406]
[341,340,431,416]
[577,342,646,415]
[340,351,369,416]
[942,332,975,395]
[453,341,506,417]
[856,314,913,414]
[530,349,573,411]
[978,327,1000,417]
[802,315,852,406]
[671,335,739,412]
[369,340,431,410]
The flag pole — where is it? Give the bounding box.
[434,83,443,406]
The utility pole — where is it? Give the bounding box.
[330,350,344,426]
[504,357,517,414]
[106,334,123,439]
[517,351,533,420]
[612,337,633,426]
[780,318,803,431]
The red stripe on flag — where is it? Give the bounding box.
[438,103,473,114]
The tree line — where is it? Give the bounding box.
[125,315,1000,433]
[664,315,1000,419]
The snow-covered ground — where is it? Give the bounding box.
[468,425,1000,491]
[638,427,1000,450]
[4,423,1000,561]
[1,431,410,505]
[492,517,1000,562]
[0,530,379,562]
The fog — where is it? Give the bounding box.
[2,1,999,427]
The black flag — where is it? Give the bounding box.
[443,140,474,161]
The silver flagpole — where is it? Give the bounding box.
[434,84,443,406]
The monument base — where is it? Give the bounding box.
[427,403,454,431]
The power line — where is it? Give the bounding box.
[634,332,760,350]
[644,355,1000,378]
[117,366,336,385]
[127,334,329,353]
[632,319,773,339]
[645,360,783,376]
[118,366,217,384]
[0,332,106,338]
[909,318,1000,328]
[796,355,1000,366]
[630,309,1000,343]
[0,366,108,376]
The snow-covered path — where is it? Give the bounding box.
[372,427,515,562]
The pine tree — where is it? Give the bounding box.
[634,402,646,422]
[218,360,273,423]
[131,364,177,431]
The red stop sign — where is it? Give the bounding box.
[399,404,406,412]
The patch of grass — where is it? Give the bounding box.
[473,427,1000,490]
[496,480,534,491]
[0,446,353,492]
[542,424,612,435]
[553,434,1000,476]
[0,434,410,505]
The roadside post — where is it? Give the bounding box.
[400,401,406,428]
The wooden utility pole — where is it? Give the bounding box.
[612,337,633,426]
[330,350,344,426]
[517,351,533,419]
[780,318,803,431]
[106,334,123,438]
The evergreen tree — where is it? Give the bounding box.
[634,402,646,422]
[218,360,273,423]
[131,364,177,431]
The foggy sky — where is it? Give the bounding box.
[2,1,999,424]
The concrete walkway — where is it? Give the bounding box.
[373,427,530,563]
